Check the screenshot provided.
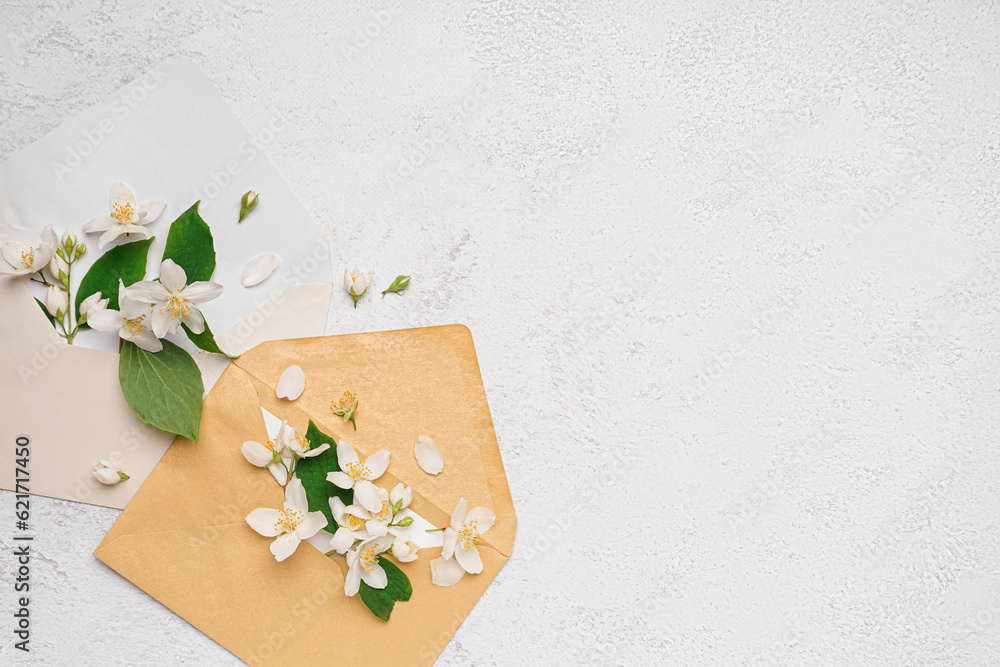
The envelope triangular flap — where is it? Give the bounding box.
[95,324,516,665]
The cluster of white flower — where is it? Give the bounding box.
[243,423,496,598]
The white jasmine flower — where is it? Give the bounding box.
[1,225,58,275]
[88,280,162,353]
[79,292,109,322]
[328,496,374,554]
[44,286,68,318]
[413,435,444,475]
[344,266,372,308]
[326,441,390,513]
[330,390,358,430]
[389,530,420,563]
[126,259,223,337]
[92,460,129,485]
[245,477,327,562]
[389,482,413,512]
[276,365,305,401]
[441,498,495,575]
[82,182,166,249]
[344,535,394,596]
[48,254,69,282]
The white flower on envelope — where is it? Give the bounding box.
[326,440,390,514]
[89,280,163,353]
[0,225,57,275]
[127,259,223,337]
[82,181,166,249]
[245,477,327,562]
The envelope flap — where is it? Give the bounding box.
[232,324,516,556]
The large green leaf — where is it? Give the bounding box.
[118,339,204,441]
[75,237,154,322]
[295,420,351,530]
[182,320,238,359]
[162,202,216,282]
[359,558,412,621]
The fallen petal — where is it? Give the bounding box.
[276,365,306,401]
[414,435,444,475]
[430,555,466,587]
[241,252,280,287]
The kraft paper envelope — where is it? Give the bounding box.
[0,58,333,508]
[94,325,516,666]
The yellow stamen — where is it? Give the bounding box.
[21,247,35,268]
[123,313,149,335]
[459,519,481,552]
[359,543,381,573]
[160,295,190,319]
[346,513,366,531]
[112,201,135,224]
[274,508,303,534]
[345,460,372,480]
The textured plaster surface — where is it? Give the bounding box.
[2,1,1000,665]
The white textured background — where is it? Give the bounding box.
[2,1,1000,665]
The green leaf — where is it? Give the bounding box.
[359,558,412,621]
[294,420,351,530]
[162,202,216,282]
[34,298,56,328]
[182,320,238,359]
[381,274,411,297]
[118,339,204,441]
[75,237,154,323]
[238,190,258,223]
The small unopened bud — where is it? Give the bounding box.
[239,190,259,223]
[62,227,76,250]
[74,243,86,259]
[396,516,414,527]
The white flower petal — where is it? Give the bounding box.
[181,306,205,334]
[149,308,173,338]
[442,527,458,560]
[330,527,356,554]
[414,435,444,475]
[360,563,387,589]
[430,555,467,587]
[302,442,330,458]
[284,477,309,515]
[464,507,496,534]
[159,259,188,293]
[365,520,389,537]
[296,511,328,539]
[270,533,300,562]
[241,441,273,467]
[137,199,166,222]
[336,440,359,469]
[245,508,282,537]
[268,461,288,486]
[85,309,124,333]
[241,253,280,287]
[354,480,383,514]
[276,365,305,401]
[82,213,115,233]
[131,329,164,353]
[455,544,483,574]
[450,498,467,531]
[182,281,224,303]
[126,280,171,304]
[97,227,128,250]
[364,450,390,480]
[109,181,137,212]
[344,558,362,596]
[326,471,354,489]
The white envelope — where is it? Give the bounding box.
[0,59,332,509]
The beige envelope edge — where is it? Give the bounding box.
[0,274,331,509]
[93,325,516,666]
